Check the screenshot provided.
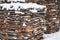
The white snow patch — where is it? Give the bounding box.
[7,0,25,2]
[0,3,46,10]
[15,11,25,14]
[43,31,60,40]
[23,22,27,26]
[29,9,38,13]
[0,3,47,13]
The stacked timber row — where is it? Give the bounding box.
[0,0,46,40]
[0,0,60,40]
[44,0,60,34]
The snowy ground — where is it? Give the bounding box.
[43,31,60,40]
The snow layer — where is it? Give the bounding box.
[43,31,60,40]
[29,9,38,13]
[0,3,47,13]
[7,0,25,2]
[0,3,46,10]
